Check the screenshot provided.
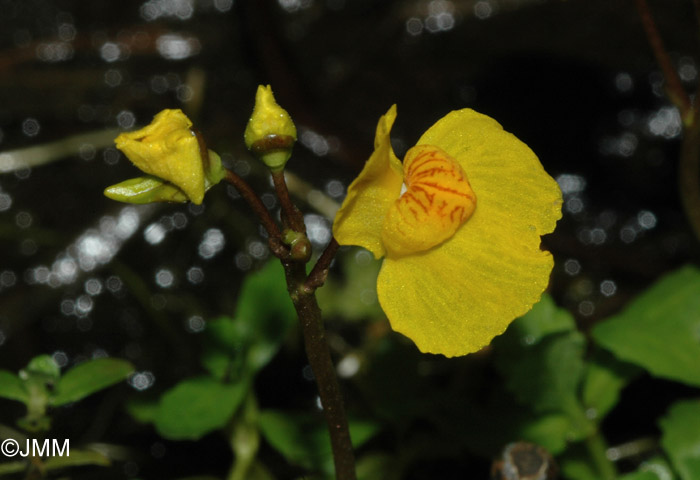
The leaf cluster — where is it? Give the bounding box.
[0,355,133,475]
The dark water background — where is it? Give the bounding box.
[0,0,698,478]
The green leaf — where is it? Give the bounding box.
[617,470,673,480]
[559,444,601,480]
[493,312,585,413]
[202,261,297,380]
[592,266,700,387]
[498,294,577,347]
[636,456,678,480]
[154,376,247,440]
[258,410,378,475]
[493,296,593,442]
[582,348,641,422]
[51,358,134,406]
[126,398,159,424]
[0,461,26,475]
[43,448,110,470]
[0,370,28,404]
[432,386,576,457]
[201,317,250,381]
[618,472,659,480]
[517,413,575,454]
[24,355,60,380]
[659,399,700,480]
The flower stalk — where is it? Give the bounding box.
[243,86,357,479]
[283,256,357,480]
[223,165,356,479]
[272,170,306,234]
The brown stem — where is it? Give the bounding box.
[634,0,693,122]
[680,121,700,241]
[305,237,340,292]
[271,170,306,233]
[197,130,286,255]
[223,169,285,250]
[282,260,356,480]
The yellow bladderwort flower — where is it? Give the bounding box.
[332,105,562,357]
[107,109,223,205]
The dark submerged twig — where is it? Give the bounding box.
[634,0,692,121]
[679,122,700,240]
[635,0,700,241]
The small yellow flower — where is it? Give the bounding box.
[333,106,562,357]
[114,109,206,204]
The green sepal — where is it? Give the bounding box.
[260,150,292,173]
[104,175,189,204]
[205,149,226,186]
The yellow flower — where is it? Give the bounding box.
[332,106,562,357]
[114,109,206,204]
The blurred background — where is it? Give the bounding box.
[0,0,698,478]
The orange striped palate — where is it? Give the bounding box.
[381,144,476,257]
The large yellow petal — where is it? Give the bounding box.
[378,109,562,356]
[332,105,404,258]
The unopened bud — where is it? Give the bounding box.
[244,85,297,172]
[105,149,224,205]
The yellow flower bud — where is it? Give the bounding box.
[104,149,225,205]
[115,109,206,204]
[244,85,297,172]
